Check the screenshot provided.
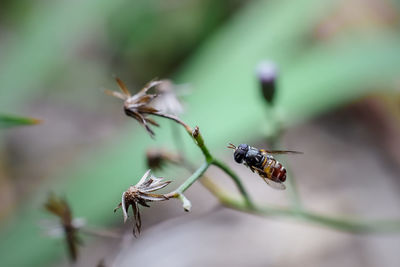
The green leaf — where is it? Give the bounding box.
[0,114,41,128]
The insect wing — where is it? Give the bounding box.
[262,177,286,190]
[252,167,286,190]
[260,149,303,155]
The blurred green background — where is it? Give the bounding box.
[1,0,400,266]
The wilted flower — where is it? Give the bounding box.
[114,170,171,236]
[106,78,192,137]
[106,78,165,137]
[146,148,182,170]
[44,193,83,262]
[150,79,185,115]
[256,61,278,104]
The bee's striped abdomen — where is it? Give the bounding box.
[263,157,287,182]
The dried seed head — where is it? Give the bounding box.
[106,78,189,138]
[44,193,83,262]
[114,170,172,236]
[256,61,278,104]
[106,78,163,137]
[146,148,182,170]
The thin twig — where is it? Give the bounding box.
[178,150,400,233]
[225,199,400,233]
[158,113,252,207]
[176,162,210,194]
[166,162,210,211]
[152,112,192,133]
[80,227,121,239]
[211,159,253,208]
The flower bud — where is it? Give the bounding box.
[256,61,278,104]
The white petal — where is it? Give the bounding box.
[137,169,151,186]
[121,192,128,223]
[139,193,167,202]
[140,181,171,192]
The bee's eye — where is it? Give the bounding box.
[238,144,249,151]
[234,150,246,163]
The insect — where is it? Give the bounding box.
[228,143,302,190]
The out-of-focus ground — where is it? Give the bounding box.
[54,100,400,267]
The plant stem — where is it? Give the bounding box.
[153,107,400,233]
[80,227,121,239]
[163,117,252,207]
[211,159,253,208]
[153,112,192,133]
[167,162,209,211]
[190,126,213,162]
[182,166,400,233]
[259,206,400,233]
[176,162,210,193]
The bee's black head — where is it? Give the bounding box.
[234,144,249,163]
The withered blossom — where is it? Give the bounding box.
[146,148,182,171]
[114,170,171,237]
[106,78,162,137]
[106,78,191,137]
[150,79,185,115]
[44,193,83,262]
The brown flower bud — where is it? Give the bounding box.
[257,61,278,104]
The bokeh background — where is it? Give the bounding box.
[1,0,400,266]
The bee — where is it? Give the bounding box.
[228,143,302,190]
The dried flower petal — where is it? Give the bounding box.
[140,181,171,192]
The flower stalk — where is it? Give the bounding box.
[109,77,400,236]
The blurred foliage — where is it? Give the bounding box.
[0,114,40,128]
[107,0,244,81]
[0,0,400,266]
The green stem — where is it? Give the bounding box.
[159,115,254,210]
[220,197,400,233]
[211,158,253,208]
[176,162,210,193]
[191,126,213,162]
[158,110,400,233]
[186,126,252,207]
